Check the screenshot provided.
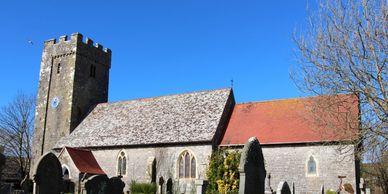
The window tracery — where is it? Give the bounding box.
[178,150,196,179]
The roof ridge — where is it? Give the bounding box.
[237,93,356,105]
[101,87,231,106]
[237,97,303,105]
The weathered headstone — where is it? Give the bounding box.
[21,175,32,194]
[106,176,125,194]
[84,175,109,194]
[276,181,291,194]
[159,176,165,194]
[32,152,63,194]
[166,178,173,194]
[238,137,266,194]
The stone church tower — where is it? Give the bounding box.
[31,33,111,169]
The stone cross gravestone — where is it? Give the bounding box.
[238,137,266,194]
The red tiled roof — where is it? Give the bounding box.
[221,94,359,145]
[65,147,105,175]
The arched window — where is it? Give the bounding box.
[117,151,127,176]
[178,151,196,179]
[307,156,317,175]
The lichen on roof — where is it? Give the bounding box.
[55,88,232,148]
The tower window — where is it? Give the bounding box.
[57,63,61,74]
[90,65,96,78]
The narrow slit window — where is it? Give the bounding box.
[57,63,61,74]
[90,65,96,78]
[307,156,317,175]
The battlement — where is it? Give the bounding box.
[44,32,111,54]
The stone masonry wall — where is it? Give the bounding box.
[92,144,213,194]
[261,144,357,194]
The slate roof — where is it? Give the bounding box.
[64,147,105,174]
[55,88,232,148]
[221,94,359,145]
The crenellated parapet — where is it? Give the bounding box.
[44,32,111,54]
[42,32,112,68]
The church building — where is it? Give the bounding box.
[30,33,360,194]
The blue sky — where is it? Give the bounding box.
[0,0,312,107]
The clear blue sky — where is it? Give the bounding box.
[0,0,313,107]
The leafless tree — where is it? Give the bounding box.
[0,92,35,179]
[292,0,387,156]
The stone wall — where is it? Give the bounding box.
[261,144,357,194]
[91,144,213,193]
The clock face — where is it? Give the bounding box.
[51,97,60,108]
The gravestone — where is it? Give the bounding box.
[166,178,173,194]
[159,176,165,194]
[106,176,125,194]
[238,137,266,194]
[21,175,32,193]
[33,152,63,194]
[84,175,109,194]
[276,181,291,194]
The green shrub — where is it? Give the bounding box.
[130,181,157,194]
[206,149,240,194]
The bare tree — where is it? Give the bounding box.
[292,0,387,156]
[0,92,35,179]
